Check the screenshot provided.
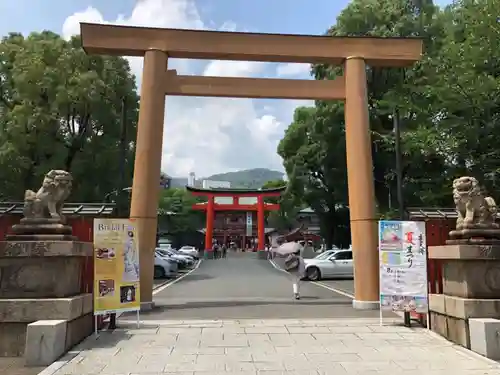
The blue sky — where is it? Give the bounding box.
[0,0,453,178]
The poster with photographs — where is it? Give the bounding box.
[378,220,428,313]
[93,219,140,315]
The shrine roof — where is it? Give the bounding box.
[185,186,286,195]
[407,207,458,219]
[0,202,116,216]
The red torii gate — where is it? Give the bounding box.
[187,186,285,257]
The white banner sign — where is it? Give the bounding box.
[246,212,253,236]
[378,220,428,313]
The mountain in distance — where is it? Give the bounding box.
[169,168,284,189]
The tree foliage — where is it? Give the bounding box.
[279,0,500,247]
[158,188,204,236]
[0,31,139,201]
[261,179,299,231]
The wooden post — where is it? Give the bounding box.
[344,56,379,310]
[129,49,167,310]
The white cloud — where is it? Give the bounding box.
[203,60,267,78]
[62,0,307,178]
[276,63,311,77]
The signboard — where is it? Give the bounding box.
[246,212,253,236]
[93,219,140,315]
[379,220,428,313]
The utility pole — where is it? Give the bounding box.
[394,108,405,221]
[109,96,127,331]
[117,96,128,216]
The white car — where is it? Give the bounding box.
[156,248,194,268]
[178,245,199,259]
[303,250,353,281]
[154,252,178,278]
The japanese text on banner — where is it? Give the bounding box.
[378,220,428,313]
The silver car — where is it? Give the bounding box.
[303,250,353,281]
[154,252,178,278]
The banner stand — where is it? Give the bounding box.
[378,220,429,325]
[93,219,141,328]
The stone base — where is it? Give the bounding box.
[352,300,379,310]
[6,234,78,241]
[446,238,500,245]
[24,313,93,366]
[0,323,26,356]
[0,294,92,358]
[429,311,470,348]
[0,241,92,298]
[448,228,500,242]
[429,293,500,320]
[469,318,500,360]
[24,320,67,366]
[0,294,92,322]
[428,244,500,299]
[429,293,500,349]
[65,312,93,350]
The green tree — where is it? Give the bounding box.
[261,179,299,231]
[311,0,452,212]
[158,188,204,236]
[0,31,139,201]
[278,105,349,247]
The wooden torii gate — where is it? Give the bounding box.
[80,23,423,310]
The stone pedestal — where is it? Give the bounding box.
[0,240,93,364]
[428,244,500,349]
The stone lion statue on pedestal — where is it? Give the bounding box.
[452,176,498,229]
[23,170,73,221]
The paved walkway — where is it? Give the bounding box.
[124,253,392,320]
[43,318,500,375]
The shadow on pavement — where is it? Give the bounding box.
[167,273,214,282]
[140,299,353,314]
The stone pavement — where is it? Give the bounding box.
[43,318,500,375]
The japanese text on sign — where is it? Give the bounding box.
[378,220,428,313]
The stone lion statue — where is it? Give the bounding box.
[23,170,73,220]
[452,176,498,229]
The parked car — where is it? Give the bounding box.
[303,250,353,281]
[154,252,178,279]
[156,248,194,268]
[178,245,199,259]
[313,249,339,260]
[157,238,173,250]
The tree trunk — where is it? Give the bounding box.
[64,145,79,171]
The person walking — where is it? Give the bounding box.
[284,247,305,300]
[212,243,219,259]
[221,244,227,258]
